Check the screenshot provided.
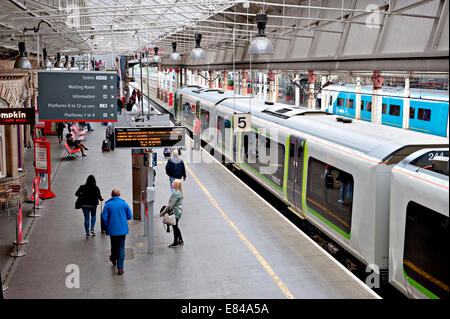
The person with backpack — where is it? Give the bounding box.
[165,150,186,192]
[161,179,184,248]
[75,175,104,238]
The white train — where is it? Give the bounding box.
[170,86,449,299]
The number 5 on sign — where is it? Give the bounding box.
[233,113,251,133]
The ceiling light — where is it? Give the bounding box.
[190,33,205,59]
[249,13,273,55]
[14,42,32,69]
[170,42,181,61]
[43,48,52,69]
[55,53,64,68]
[152,47,161,64]
[64,55,71,69]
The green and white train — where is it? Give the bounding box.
[168,86,448,299]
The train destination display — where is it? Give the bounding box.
[37,71,117,122]
[115,127,186,148]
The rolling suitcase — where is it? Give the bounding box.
[102,139,111,152]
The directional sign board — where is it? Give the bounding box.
[38,70,117,122]
[115,126,186,148]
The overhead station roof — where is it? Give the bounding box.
[0,0,448,74]
[0,0,236,55]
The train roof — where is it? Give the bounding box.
[325,83,449,101]
[179,86,449,163]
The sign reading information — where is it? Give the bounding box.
[38,70,117,122]
[115,127,186,148]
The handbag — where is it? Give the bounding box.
[162,212,176,226]
[75,197,82,209]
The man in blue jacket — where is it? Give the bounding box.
[101,189,133,275]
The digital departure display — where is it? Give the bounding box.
[115,127,186,148]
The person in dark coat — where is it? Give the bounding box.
[56,122,65,143]
[101,189,133,275]
[75,175,103,237]
[165,150,186,192]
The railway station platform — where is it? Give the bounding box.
[1,101,379,299]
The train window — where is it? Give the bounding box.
[337,98,345,107]
[288,143,295,181]
[389,104,401,116]
[409,107,415,119]
[409,150,449,176]
[360,101,365,111]
[403,202,449,299]
[243,131,285,190]
[382,103,387,114]
[347,99,354,109]
[306,158,353,238]
[418,108,431,121]
[366,102,372,112]
[200,108,210,133]
[182,98,195,128]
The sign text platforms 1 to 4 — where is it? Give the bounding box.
[115,127,186,148]
[37,71,117,121]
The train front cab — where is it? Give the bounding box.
[389,148,449,299]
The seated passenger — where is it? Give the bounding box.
[66,133,89,156]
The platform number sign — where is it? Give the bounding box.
[234,113,251,133]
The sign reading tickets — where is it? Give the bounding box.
[37,70,117,122]
[0,108,35,125]
[115,127,186,148]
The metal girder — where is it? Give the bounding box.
[162,52,449,73]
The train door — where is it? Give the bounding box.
[287,136,306,211]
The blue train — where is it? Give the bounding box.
[322,84,449,137]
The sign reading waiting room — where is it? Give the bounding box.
[37,70,117,122]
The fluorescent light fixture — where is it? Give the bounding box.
[55,53,64,68]
[14,42,32,69]
[170,42,181,61]
[249,13,273,55]
[152,47,161,64]
[190,33,205,59]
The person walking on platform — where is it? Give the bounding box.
[106,121,115,151]
[162,179,184,248]
[165,150,186,192]
[75,175,104,238]
[193,116,201,150]
[56,122,65,143]
[101,189,133,275]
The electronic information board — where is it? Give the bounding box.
[38,70,117,122]
[115,126,186,148]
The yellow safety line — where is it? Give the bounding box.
[185,163,295,299]
[404,259,449,292]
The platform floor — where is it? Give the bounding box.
[1,103,379,299]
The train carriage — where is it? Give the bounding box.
[324,84,449,137]
[176,86,449,298]
[389,148,449,299]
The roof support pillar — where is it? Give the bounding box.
[307,71,317,109]
[402,77,411,130]
[371,71,385,125]
[355,76,362,120]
